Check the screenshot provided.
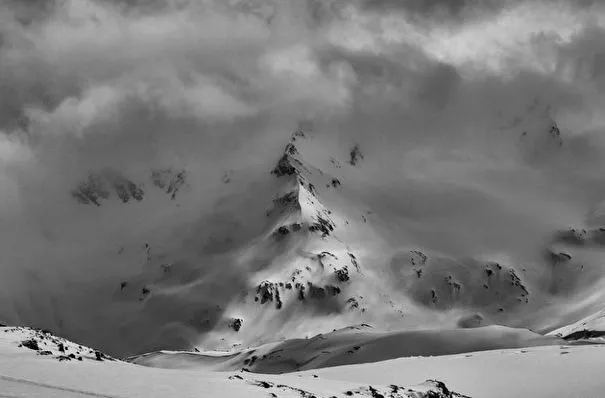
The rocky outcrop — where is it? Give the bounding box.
[72,168,187,206]
[548,122,563,147]
[562,329,605,341]
[255,281,283,309]
[344,380,471,398]
[71,173,111,206]
[228,318,243,332]
[349,144,364,166]
[72,170,144,206]
[150,168,186,200]
[4,326,116,363]
[308,213,335,237]
[271,153,298,177]
[231,372,470,397]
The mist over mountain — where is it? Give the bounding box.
[2,1,605,396]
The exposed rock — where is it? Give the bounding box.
[275,225,290,237]
[307,283,326,299]
[308,213,335,237]
[255,281,283,309]
[346,297,359,310]
[549,122,563,146]
[348,252,360,271]
[269,191,299,214]
[410,250,428,266]
[20,339,39,351]
[8,327,116,362]
[343,379,470,398]
[334,267,350,282]
[71,173,111,206]
[140,287,151,300]
[555,228,588,246]
[151,168,187,199]
[72,170,147,205]
[325,285,342,296]
[113,177,144,203]
[228,318,243,332]
[271,153,298,177]
[349,144,364,166]
[291,127,306,141]
[285,143,299,156]
[562,329,605,341]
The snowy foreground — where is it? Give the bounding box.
[2,326,605,397]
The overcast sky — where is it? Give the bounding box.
[2,0,605,182]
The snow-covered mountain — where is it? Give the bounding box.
[2,94,605,398]
[3,111,605,359]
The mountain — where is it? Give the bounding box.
[2,115,605,397]
[3,113,605,360]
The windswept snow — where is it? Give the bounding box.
[0,327,470,398]
[2,326,604,398]
[129,325,561,373]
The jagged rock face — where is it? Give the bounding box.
[72,168,187,206]
[271,153,298,177]
[225,128,367,331]
[308,212,335,237]
[150,168,186,200]
[71,173,111,206]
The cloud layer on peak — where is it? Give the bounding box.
[2,0,605,352]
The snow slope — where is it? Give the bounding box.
[2,326,605,398]
[308,343,605,398]
[548,308,605,341]
[0,326,470,398]
[129,325,562,373]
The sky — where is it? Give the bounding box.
[2,0,605,180]
[3,0,605,354]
